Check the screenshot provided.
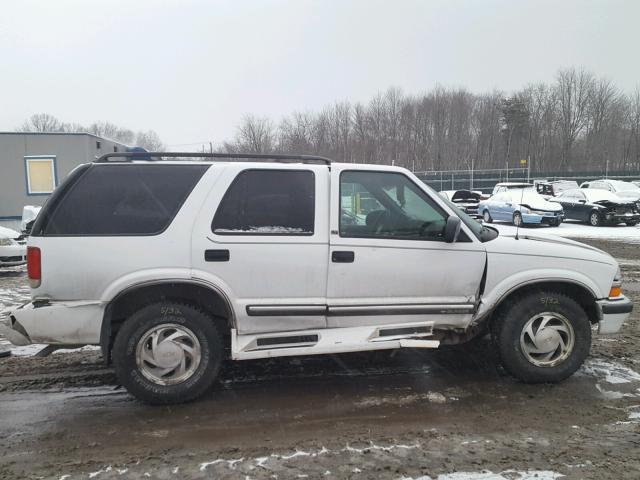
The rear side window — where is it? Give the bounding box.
[35,164,208,236]
[212,169,315,235]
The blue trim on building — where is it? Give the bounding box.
[24,155,58,197]
[0,216,22,221]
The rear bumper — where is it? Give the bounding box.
[597,296,633,334]
[6,300,103,345]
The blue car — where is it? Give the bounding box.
[478,188,564,227]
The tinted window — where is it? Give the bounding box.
[36,164,208,236]
[340,171,447,241]
[212,170,315,235]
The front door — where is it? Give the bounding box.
[327,166,487,329]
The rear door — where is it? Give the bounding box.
[327,166,486,329]
[191,164,329,334]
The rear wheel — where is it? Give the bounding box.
[492,291,591,383]
[113,302,223,405]
[589,211,601,227]
[483,210,493,223]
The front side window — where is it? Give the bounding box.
[25,156,56,194]
[212,169,315,235]
[340,171,447,241]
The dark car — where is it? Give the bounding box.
[439,190,482,218]
[550,188,640,226]
[535,180,579,197]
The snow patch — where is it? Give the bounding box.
[401,471,564,480]
[581,359,640,384]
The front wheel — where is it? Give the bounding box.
[112,302,223,404]
[483,210,493,223]
[492,291,591,383]
[512,211,523,227]
[589,211,601,227]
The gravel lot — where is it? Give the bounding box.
[1,238,639,480]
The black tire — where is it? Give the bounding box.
[589,211,601,227]
[483,210,493,223]
[512,211,523,227]
[491,291,591,383]
[626,221,638,226]
[112,302,223,405]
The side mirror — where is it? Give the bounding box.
[444,216,462,243]
[578,199,586,204]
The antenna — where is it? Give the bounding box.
[515,187,526,240]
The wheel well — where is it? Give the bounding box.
[490,281,599,326]
[101,281,234,363]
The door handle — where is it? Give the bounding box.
[332,251,354,263]
[205,249,230,262]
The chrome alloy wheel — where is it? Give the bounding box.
[519,312,575,367]
[135,323,201,385]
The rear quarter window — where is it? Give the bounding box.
[33,164,209,236]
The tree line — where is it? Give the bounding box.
[225,67,640,174]
[17,113,165,151]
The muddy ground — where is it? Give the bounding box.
[1,238,640,480]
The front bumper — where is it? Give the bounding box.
[522,212,564,225]
[0,244,27,266]
[596,295,633,334]
[604,212,640,224]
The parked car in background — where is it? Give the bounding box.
[535,180,579,198]
[491,182,533,196]
[20,205,42,237]
[0,226,26,268]
[439,190,482,218]
[550,189,640,226]
[580,179,640,206]
[479,188,563,226]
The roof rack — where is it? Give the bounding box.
[94,151,332,165]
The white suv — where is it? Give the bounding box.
[4,153,633,404]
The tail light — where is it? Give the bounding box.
[27,246,41,288]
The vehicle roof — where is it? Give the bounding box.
[494,182,533,187]
[563,188,621,202]
[88,159,414,173]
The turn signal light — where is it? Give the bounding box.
[27,246,41,288]
[609,286,622,298]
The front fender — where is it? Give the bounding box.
[477,268,603,319]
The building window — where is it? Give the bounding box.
[96,141,101,149]
[114,146,118,152]
[25,157,56,195]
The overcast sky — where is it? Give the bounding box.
[1,0,638,148]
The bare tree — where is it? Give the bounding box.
[19,113,65,132]
[556,67,595,169]
[228,115,274,153]
[135,130,165,151]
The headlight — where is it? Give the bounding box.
[0,237,14,246]
[520,206,531,214]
